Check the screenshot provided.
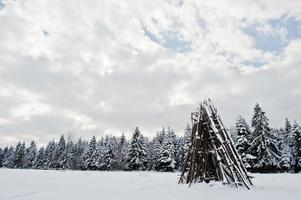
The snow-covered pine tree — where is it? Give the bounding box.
[156,129,176,172]
[44,140,56,169]
[278,118,293,172]
[290,122,301,173]
[115,134,128,170]
[145,138,154,170]
[50,135,66,169]
[2,147,14,168]
[66,141,76,170]
[176,136,185,171]
[126,127,148,171]
[81,136,97,170]
[234,116,252,169]
[148,131,161,170]
[249,103,280,172]
[101,136,118,170]
[13,142,25,168]
[152,128,166,171]
[167,128,181,170]
[33,147,45,169]
[285,118,293,133]
[58,135,67,169]
[23,141,37,169]
[178,123,192,170]
[140,134,149,169]
[0,148,4,167]
[93,138,106,170]
[74,138,87,170]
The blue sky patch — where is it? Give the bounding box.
[142,24,192,53]
[244,17,301,53]
[0,0,6,11]
[243,60,267,68]
[42,30,49,37]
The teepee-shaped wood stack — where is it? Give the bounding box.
[179,99,253,189]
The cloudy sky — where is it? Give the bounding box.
[0,0,301,147]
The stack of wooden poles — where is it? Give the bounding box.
[179,99,253,189]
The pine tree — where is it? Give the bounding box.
[178,123,192,170]
[102,136,118,170]
[33,147,45,169]
[250,103,280,172]
[3,147,14,168]
[44,140,56,169]
[81,136,97,170]
[23,141,37,168]
[74,138,87,170]
[126,127,147,171]
[93,138,106,170]
[290,122,301,173]
[152,128,166,171]
[115,134,128,170]
[51,135,66,169]
[0,148,4,167]
[156,130,176,172]
[13,142,26,168]
[147,132,160,170]
[234,116,252,169]
[167,128,181,170]
[66,141,76,170]
[278,118,293,172]
[58,135,67,169]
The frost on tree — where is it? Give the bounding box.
[157,128,176,172]
[81,136,97,170]
[44,140,56,169]
[126,127,147,171]
[233,116,253,169]
[278,118,293,172]
[249,104,280,172]
[179,100,252,189]
[290,122,301,173]
[115,134,128,170]
[33,147,45,169]
[12,142,26,168]
[23,141,37,169]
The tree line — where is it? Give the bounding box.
[0,103,300,173]
[232,103,301,173]
[0,127,190,172]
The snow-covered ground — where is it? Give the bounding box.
[0,169,300,200]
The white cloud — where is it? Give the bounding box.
[0,0,301,146]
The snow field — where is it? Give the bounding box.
[0,169,300,200]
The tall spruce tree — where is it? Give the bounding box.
[250,103,280,172]
[74,139,87,170]
[3,147,14,168]
[115,134,128,170]
[156,130,176,172]
[44,140,56,169]
[149,131,163,171]
[57,135,67,169]
[23,141,37,168]
[126,127,147,171]
[0,148,4,167]
[102,136,118,170]
[290,122,301,173]
[234,116,252,169]
[33,147,45,169]
[81,136,97,170]
[66,141,76,170]
[279,118,293,171]
[179,123,192,170]
[13,142,25,168]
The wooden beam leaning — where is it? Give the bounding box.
[179,100,253,189]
